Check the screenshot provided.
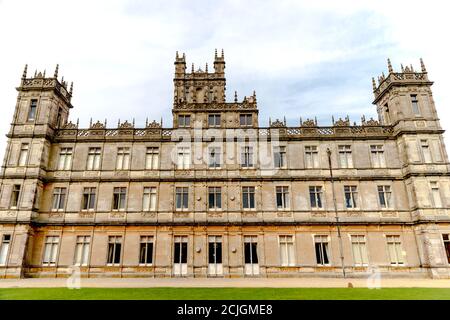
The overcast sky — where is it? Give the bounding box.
[1,0,449,160]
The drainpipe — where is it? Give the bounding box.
[327,148,346,278]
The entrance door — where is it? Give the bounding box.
[173,236,188,276]
[208,236,223,276]
[244,236,259,275]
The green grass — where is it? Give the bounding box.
[0,287,449,300]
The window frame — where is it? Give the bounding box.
[112,187,127,211]
[275,186,290,210]
[51,187,67,211]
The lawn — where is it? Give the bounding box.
[0,287,450,300]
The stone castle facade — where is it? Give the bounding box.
[0,51,449,278]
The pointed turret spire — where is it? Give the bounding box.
[372,77,376,91]
[22,64,28,79]
[69,82,73,95]
[205,63,208,72]
[234,91,238,103]
[54,64,59,78]
[401,64,404,72]
[221,49,224,58]
[387,58,393,73]
[176,51,179,59]
[215,48,218,59]
[191,63,194,73]
[420,58,427,72]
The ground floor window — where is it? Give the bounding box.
[0,234,11,265]
[350,235,368,266]
[74,235,90,266]
[42,236,60,266]
[174,236,188,264]
[139,236,154,265]
[279,235,295,266]
[386,235,404,265]
[443,234,450,264]
[314,235,329,265]
[208,236,222,264]
[244,236,258,264]
[107,236,122,265]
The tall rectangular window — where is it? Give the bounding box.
[145,147,159,169]
[411,94,420,115]
[86,147,101,170]
[344,186,358,208]
[242,186,255,209]
[139,236,154,265]
[208,147,221,168]
[51,187,67,211]
[82,187,96,210]
[338,145,353,168]
[0,234,11,265]
[314,235,329,265]
[143,187,157,211]
[244,236,258,264]
[10,184,21,209]
[112,187,127,210]
[443,234,450,264]
[421,140,432,163]
[74,235,90,266]
[208,236,222,264]
[27,99,37,121]
[240,114,252,126]
[386,235,404,265]
[58,147,73,170]
[178,115,191,127]
[279,235,295,266]
[116,147,130,170]
[208,187,222,210]
[18,143,29,166]
[42,236,59,266]
[240,146,254,168]
[351,235,368,266]
[107,236,122,265]
[208,114,221,127]
[305,146,319,168]
[175,187,189,210]
[173,236,188,263]
[378,185,392,209]
[370,145,386,168]
[274,146,286,168]
[430,182,443,208]
[177,147,190,169]
[276,186,289,209]
[309,186,323,208]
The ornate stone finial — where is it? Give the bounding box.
[191,63,194,73]
[205,63,208,72]
[182,52,185,59]
[387,58,393,73]
[401,64,404,72]
[22,64,28,79]
[372,77,376,91]
[234,91,238,103]
[420,58,427,72]
[54,64,59,78]
[69,82,73,95]
[34,70,37,77]
[215,48,218,59]
[221,49,224,58]
[176,51,179,59]
[410,64,414,72]
[43,69,46,77]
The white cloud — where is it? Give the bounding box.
[0,0,449,162]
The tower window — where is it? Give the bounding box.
[10,184,21,209]
[443,234,450,264]
[208,114,221,127]
[27,100,37,121]
[18,143,29,166]
[240,114,252,126]
[178,115,191,127]
[411,94,420,115]
[420,140,432,163]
